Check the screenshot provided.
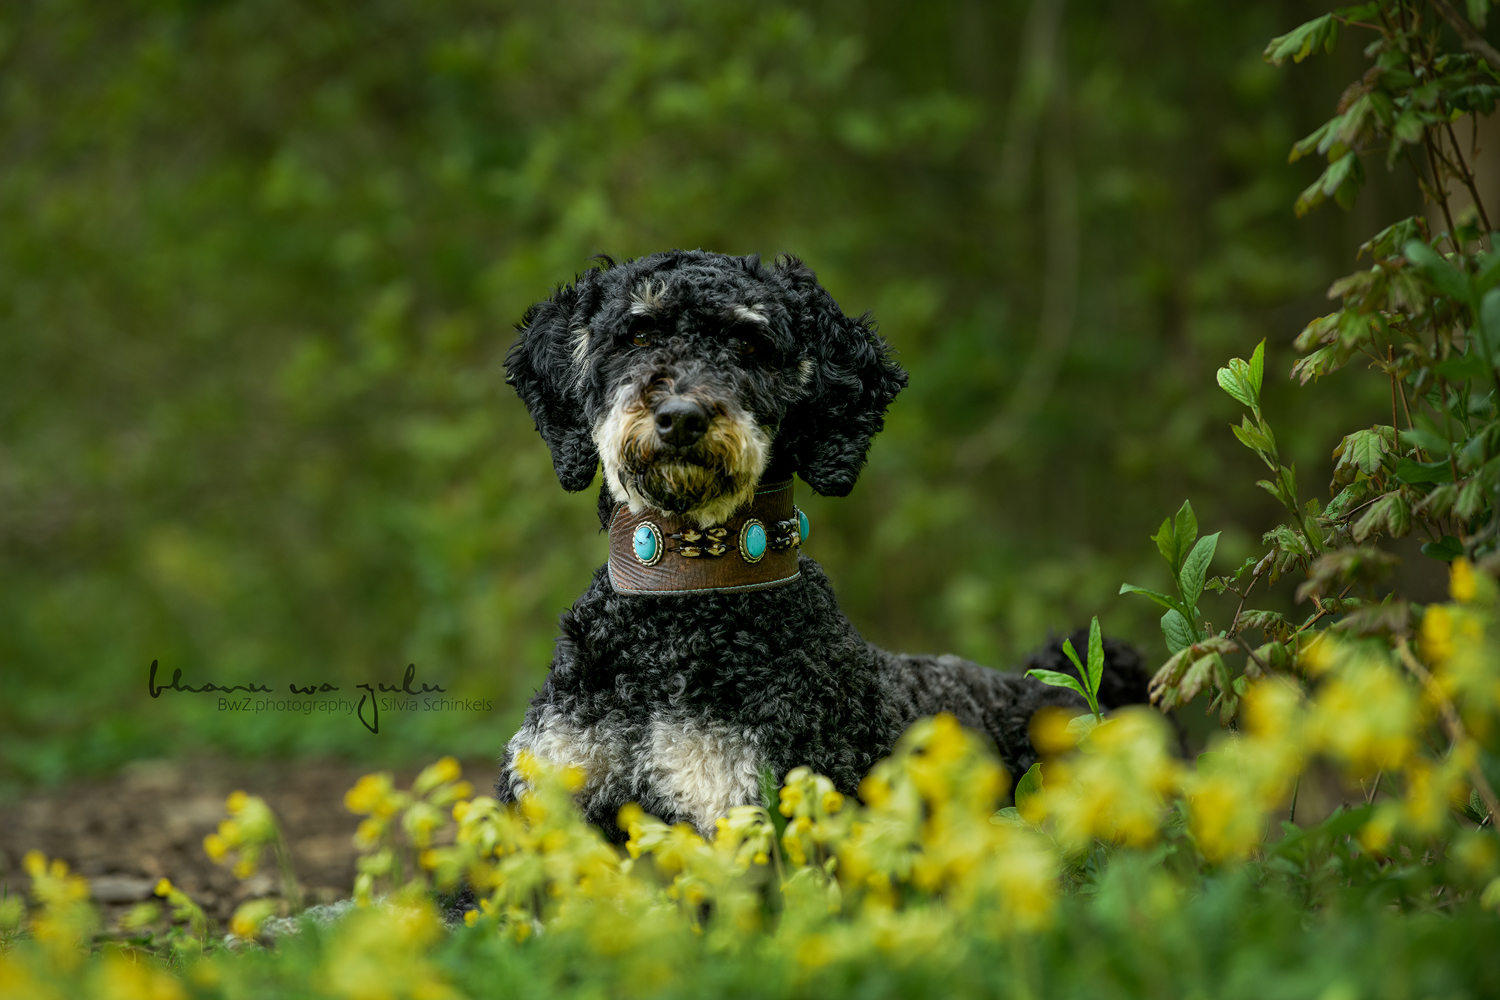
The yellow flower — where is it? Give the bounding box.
[155,878,173,897]
[1452,559,1478,602]
[1186,772,1263,864]
[989,834,1057,931]
[413,756,462,796]
[1029,705,1078,755]
[1039,709,1180,851]
[202,832,227,861]
[1360,805,1398,855]
[1300,632,1337,675]
[354,817,386,850]
[230,898,278,939]
[1309,654,1420,776]
[93,953,188,1000]
[345,772,401,818]
[226,790,250,814]
[1422,605,1456,666]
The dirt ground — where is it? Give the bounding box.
[0,757,494,930]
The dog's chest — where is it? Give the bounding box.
[508,706,763,835]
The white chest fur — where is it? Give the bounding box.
[506,709,762,836]
[640,716,762,834]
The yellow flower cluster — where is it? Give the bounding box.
[1019,558,1500,870]
[346,757,472,905]
[1035,708,1182,852]
[1181,680,1306,863]
[9,558,1500,997]
[313,889,460,1000]
[19,852,95,971]
[1424,560,1500,740]
[202,790,281,879]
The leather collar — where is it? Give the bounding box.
[607,480,804,596]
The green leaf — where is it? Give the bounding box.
[1161,609,1193,655]
[1388,492,1412,537]
[1150,500,1199,576]
[1174,500,1198,559]
[1295,151,1363,217]
[1065,713,1101,742]
[1085,616,1104,705]
[1178,532,1221,609]
[1289,118,1337,164]
[1014,762,1044,818]
[1417,482,1458,519]
[1456,479,1488,520]
[1238,609,1289,636]
[1231,415,1276,460]
[1470,0,1490,31]
[1119,584,1194,627]
[1216,366,1257,408]
[1480,288,1500,364]
[1061,637,1084,675]
[1359,216,1426,262]
[993,806,1025,826]
[1332,428,1392,483]
[1394,457,1454,485]
[1291,342,1351,384]
[1264,14,1337,67]
[1153,517,1179,573]
[1421,536,1465,562]
[1400,425,1452,458]
[1248,338,1265,395]
[1404,239,1476,309]
[1391,108,1424,147]
[1026,668,1088,701]
[758,766,788,841]
[1178,653,1216,704]
[1279,465,1299,508]
[1431,352,1491,380]
[1351,492,1410,542]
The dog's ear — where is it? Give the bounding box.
[506,276,601,492]
[775,257,908,496]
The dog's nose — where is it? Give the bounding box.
[653,397,710,447]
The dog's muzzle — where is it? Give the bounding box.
[652,396,710,449]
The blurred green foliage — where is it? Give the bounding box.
[0,0,1398,787]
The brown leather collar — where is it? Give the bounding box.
[607,480,804,596]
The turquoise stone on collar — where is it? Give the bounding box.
[740,520,767,563]
[797,508,810,543]
[632,522,662,566]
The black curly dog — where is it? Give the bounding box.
[497,249,1146,839]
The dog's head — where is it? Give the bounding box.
[507,250,907,526]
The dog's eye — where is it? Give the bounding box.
[631,330,655,348]
[729,337,755,357]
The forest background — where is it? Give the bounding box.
[0,0,1468,790]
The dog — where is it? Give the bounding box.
[497,249,1146,839]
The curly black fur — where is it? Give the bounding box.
[496,249,1147,843]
